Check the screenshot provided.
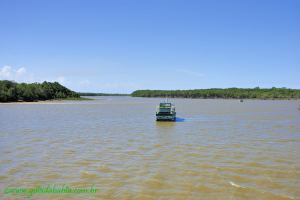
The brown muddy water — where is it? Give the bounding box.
[0,97,300,200]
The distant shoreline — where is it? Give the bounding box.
[1,96,299,104]
[2,80,300,102]
[78,92,129,96]
[131,96,300,100]
[131,88,300,100]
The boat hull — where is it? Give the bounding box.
[156,114,176,121]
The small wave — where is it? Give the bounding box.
[229,181,245,188]
[284,195,296,200]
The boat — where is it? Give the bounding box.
[156,101,176,121]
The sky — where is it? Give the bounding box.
[0,0,299,93]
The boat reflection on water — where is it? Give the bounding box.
[174,117,185,122]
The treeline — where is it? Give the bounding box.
[78,92,129,96]
[0,80,80,102]
[131,87,300,99]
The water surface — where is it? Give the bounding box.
[1,97,300,199]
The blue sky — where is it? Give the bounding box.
[0,0,299,93]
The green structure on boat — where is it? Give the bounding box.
[156,102,176,121]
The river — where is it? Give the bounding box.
[0,97,299,199]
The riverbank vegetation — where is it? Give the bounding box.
[131,88,300,99]
[0,80,84,102]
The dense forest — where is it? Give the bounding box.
[78,92,129,96]
[0,80,80,102]
[131,88,300,99]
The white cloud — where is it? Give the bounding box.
[16,67,26,77]
[0,65,12,79]
[56,76,66,84]
[0,65,67,85]
[44,76,69,85]
[0,65,34,82]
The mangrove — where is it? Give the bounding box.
[0,80,82,102]
[131,87,300,99]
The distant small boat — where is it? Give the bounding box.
[240,99,244,102]
[156,101,176,121]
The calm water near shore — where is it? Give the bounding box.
[0,96,300,199]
